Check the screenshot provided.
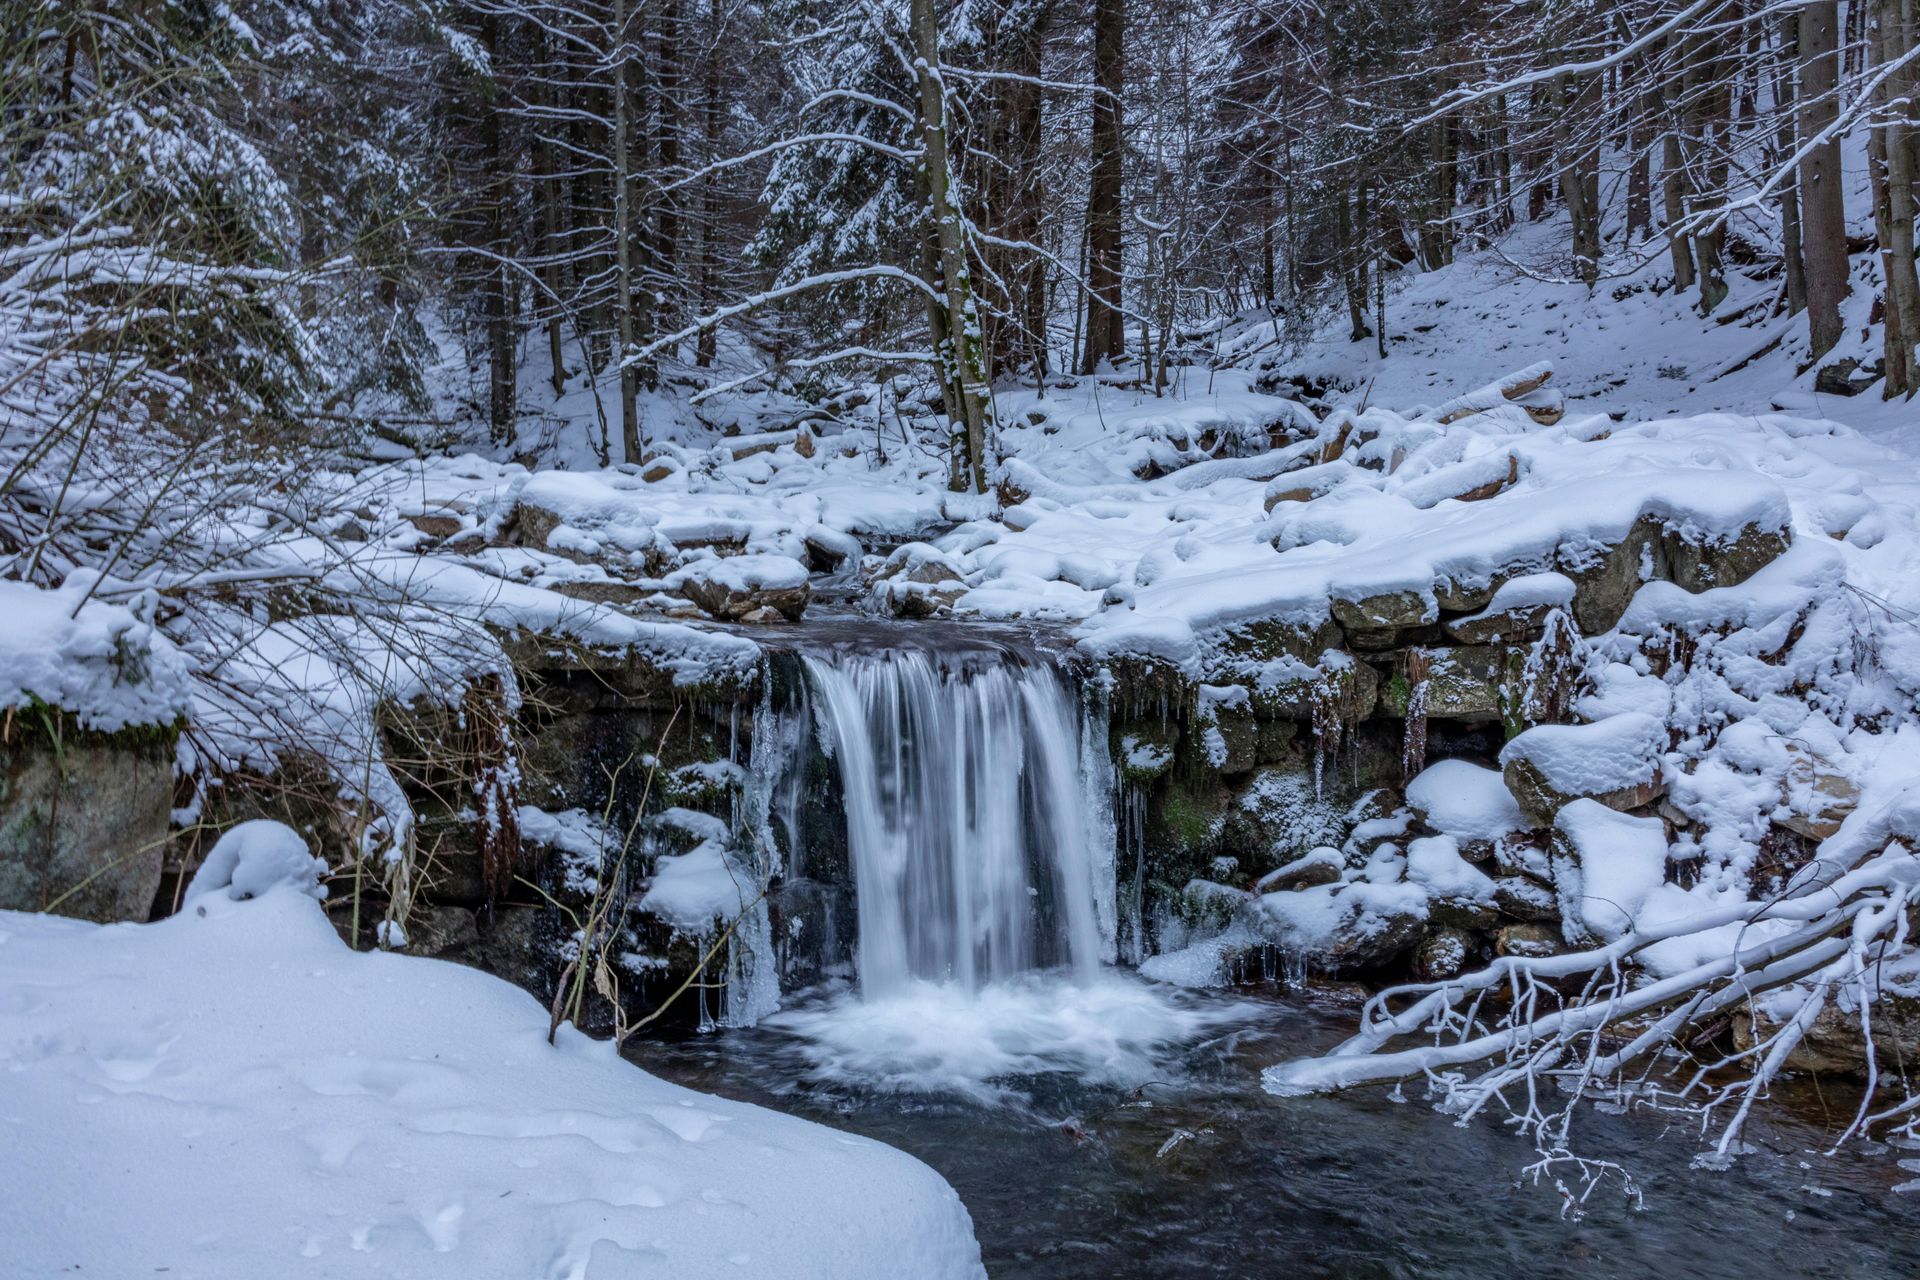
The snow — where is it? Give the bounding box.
[0,867,984,1279]
[1405,760,1529,841]
[1405,835,1496,903]
[182,819,328,903]
[1551,800,1671,943]
[638,840,753,931]
[0,575,189,731]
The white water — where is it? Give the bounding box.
[747,646,1252,1101]
[801,648,1113,995]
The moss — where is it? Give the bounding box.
[0,698,182,765]
[1157,786,1219,851]
[1384,671,1412,717]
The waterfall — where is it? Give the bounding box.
[796,645,1115,997]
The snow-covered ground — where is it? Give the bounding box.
[0,826,984,1279]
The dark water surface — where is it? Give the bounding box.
[629,979,1920,1279]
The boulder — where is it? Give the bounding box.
[1329,588,1433,637]
[1491,875,1560,923]
[871,543,970,618]
[679,554,810,622]
[1557,517,1660,634]
[1263,461,1357,511]
[1253,880,1427,972]
[1500,713,1667,825]
[1381,645,1517,722]
[0,722,176,923]
[1405,759,1530,843]
[1222,766,1352,870]
[1255,846,1345,892]
[1664,520,1791,593]
[1777,742,1858,841]
[1443,572,1576,644]
[1549,800,1669,943]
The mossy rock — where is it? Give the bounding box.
[0,713,179,923]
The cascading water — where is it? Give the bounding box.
[723,631,1246,1103]
[798,646,1115,995]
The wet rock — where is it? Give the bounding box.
[1494,922,1562,958]
[1411,927,1476,982]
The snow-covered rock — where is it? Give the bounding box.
[183,819,327,903]
[1405,759,1529,844]
[1501,713,1668,824]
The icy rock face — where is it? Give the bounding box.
[1500,713,1668,824]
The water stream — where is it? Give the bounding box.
[650,628,1920,1276]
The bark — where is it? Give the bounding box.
[1554,73,1601,287]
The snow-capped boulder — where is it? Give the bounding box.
[1549,800,1669,944]
[1443,572,1575,644]
[871,542,970,618]
[1405,759,1529,846]
[1500,712,1667,824]
[678,553,810,622]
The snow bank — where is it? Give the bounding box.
[0,867,983,1279]
[0,575,189,730]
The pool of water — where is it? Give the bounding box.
[629,974,1920,1279]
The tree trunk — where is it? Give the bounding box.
[1554,72,1601,287]
[1798,0,1849,358]
[1080,0,1125,374]
[695,0,722,369]
[1773,14,1808,317]
[1872,0,1920,395]
[611,0,641,461]
[910,0,993,493]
